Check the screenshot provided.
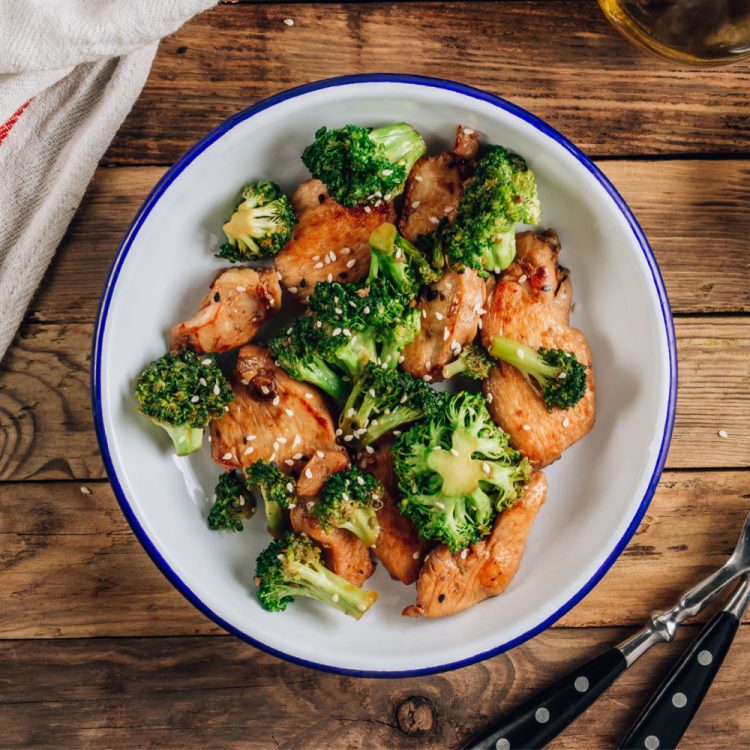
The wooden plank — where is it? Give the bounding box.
[29,160,750,324]
[0,318,747,482]
[0,629,747,749]
[103,2,750,166]
[0,472,747,638]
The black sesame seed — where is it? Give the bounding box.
[426,288,439,301]
[213,292,221,302]
[318,194,325,204]
[177,46,188,54]
[299,278,307,288]
[438,292,446,301]
[438,593,446,603]
[339,272,348,279]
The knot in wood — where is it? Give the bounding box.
[395,695,437,737]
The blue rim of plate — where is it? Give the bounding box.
[91,73,677,678]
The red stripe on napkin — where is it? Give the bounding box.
[0,101,30,145]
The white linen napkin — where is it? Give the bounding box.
[0,0,217,362]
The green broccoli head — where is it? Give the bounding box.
[208,471,256,531]
[269,317,348,400]
[254,532,378,618]
[490,336,588,410]
[246,460,296,537]
[339,363,443,447]
[441,342,495,381]
[311,466,384,547]
[377,306,421,369]
[392,391,531,552]
[368,223,441,297]
[218,179,295,261]
[445,146,540,275]
[134,350,233,456]
[301,123,427,208]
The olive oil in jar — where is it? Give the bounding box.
[598,0,750,65]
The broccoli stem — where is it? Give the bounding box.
[300,362,348,400]
[264,497,286,537]
[292,559,378,619]
[163,424,204,456]
[490,336,557,389]
[441,357,469,380]
[342,509,381,548]
[369,123,426,175]
[483,231,516,274]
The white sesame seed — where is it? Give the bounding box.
[363,305,370,314]
[395,248,403,260]
[284,458,294,466]
[384,193,392,201]
[236,286,246,292]
[460,548,469,559]
[293,435,302,447]
[316,450,325,459]
[335,428,343,436]
[293,452,303,460]
[305,468,313,479]
[332,327,342,336]
[277,554,285,561]
[202,358,212,366]
[443,326,450,340]
[199,377,207,387]
[222,452,233,460]
[346,259,356,268]
[273,441,279,451]
[462,127,475,135]
[272,395,280,406]
[332,593,339,602]
[483,462,491,474]
[365,445,375,454]
[381,168,394,176]
[312,255,320,261]
[277,436,288,444]
[450,448,460,457]
[412,551,420,560]
[288,287,298,294]
[315,321,322,329]
[284,408,294,417]
[269,452,276,461]
[522,424,531,431]
[313,262,324,269]
[243,446,255,456]
[430,216,439,224]
[558,371,567,379]
[80,486,92,495]
[260,385,270,395]
[357,603,367,612]
[342,328,352,337]
[341,247,351,255]
[283,18,294,26]
[421,308,427,319]
[356,476,365,486]
[191,395,200,403]
[435,312,445,322]
[423,374,433,381]
[364,206,372,213]
[306,501,314,510]
[487,392,493,403]
[718,429,729,438]
[415,175,423,182]
[246,434,256,441]
[286,482,294,492]
[411,200,421,208]
[563,417,570,428]
[327,273,333,282]
[518,274,528,283]
[239,497,245,506]
[436,501,445,510]
[276,271,283,281]
[343,434,353,442]
[477,319,483,329]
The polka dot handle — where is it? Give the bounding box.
[462,648,627,749]
[618,610,741,750]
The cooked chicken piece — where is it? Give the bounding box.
[359,442,431,585]
[401,269,487,380]
[274,179,395,301]
[481,230,595,468]
[210,344,338,471]
[403,472,547,618]
[398,125,479,244]
[290,450,374,587]
[169,267,281,353]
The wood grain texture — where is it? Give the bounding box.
[1,472,747,638]
[103,2,750,166]
[28,160,750,326]
[1,318,747,482]
[0,628,747,749]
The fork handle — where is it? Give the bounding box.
[462,648,627,749]
[618,611,740,750]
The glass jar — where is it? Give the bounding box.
[598,0,750,65]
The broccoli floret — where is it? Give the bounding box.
[311,466,384,547]
[254,532,378,618]
[339,363,442,446]
[208,471,256,531]
[269,317,348,400]
[218,180,295,261]
[489,336,587,410]
[308,278,418,376]
[246,461,295,537]
[445,146,540,275]
[392,391,531,552]
[442,342,495,381]
[368,223,441,297]
[301,123,427,208]
[134,350,233,456]
[415,220,449,274]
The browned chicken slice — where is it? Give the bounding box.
[210,344,338,471]
[403,472,547,618]
[169,267,281,354]
[274,179,395,301]
[481,230,595,468]
[358,442,431,585]
[401,269,487,381]
[398,125,479,244]
[290,450,375,587]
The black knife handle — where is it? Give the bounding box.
[618,611,740,750]
[463,648,627,750]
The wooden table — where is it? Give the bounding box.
[1,2,749,747]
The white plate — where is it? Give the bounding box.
[92,75,676,676]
